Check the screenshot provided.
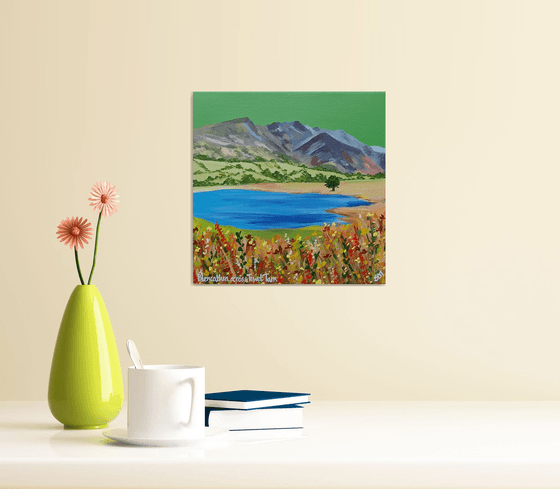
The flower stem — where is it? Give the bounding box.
[87,212,102,285]
[74,247,85,285]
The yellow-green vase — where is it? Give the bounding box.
[48,285,123,429]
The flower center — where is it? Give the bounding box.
[100,194,108,203]
[71,226,80,236]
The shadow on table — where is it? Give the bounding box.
[0,421,62,430]
[49,430,134,448]
[48,431,210,457]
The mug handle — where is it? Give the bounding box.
[179,377,197,427]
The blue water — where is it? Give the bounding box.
[193,189,369,230]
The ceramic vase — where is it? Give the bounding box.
[48,285,124,429]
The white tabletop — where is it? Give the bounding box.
[1,401,560,488]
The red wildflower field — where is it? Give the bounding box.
[193,213,385,285]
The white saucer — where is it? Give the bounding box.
[102,427,229,447]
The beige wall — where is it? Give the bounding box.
[1,0,559,401]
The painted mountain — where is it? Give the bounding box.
[193,118,385,175]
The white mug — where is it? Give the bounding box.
[128,365,205,440]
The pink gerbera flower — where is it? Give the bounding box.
[89,181,119,217]
[56,217,93,249]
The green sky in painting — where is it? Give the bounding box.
[193,92,385,148]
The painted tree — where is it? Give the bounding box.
[324,175,341,191]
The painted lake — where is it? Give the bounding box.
[193,189,369,230]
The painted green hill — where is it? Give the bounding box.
[193,156,384,188]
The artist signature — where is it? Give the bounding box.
[196,272,278,284]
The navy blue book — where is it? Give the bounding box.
[205,404,304,429]
[205,390,310,409]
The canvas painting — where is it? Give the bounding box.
[192,92,385,285]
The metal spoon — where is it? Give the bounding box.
[126,339,144,369]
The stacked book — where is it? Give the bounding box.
[205,390,310,438]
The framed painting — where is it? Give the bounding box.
[192,92,385,285]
